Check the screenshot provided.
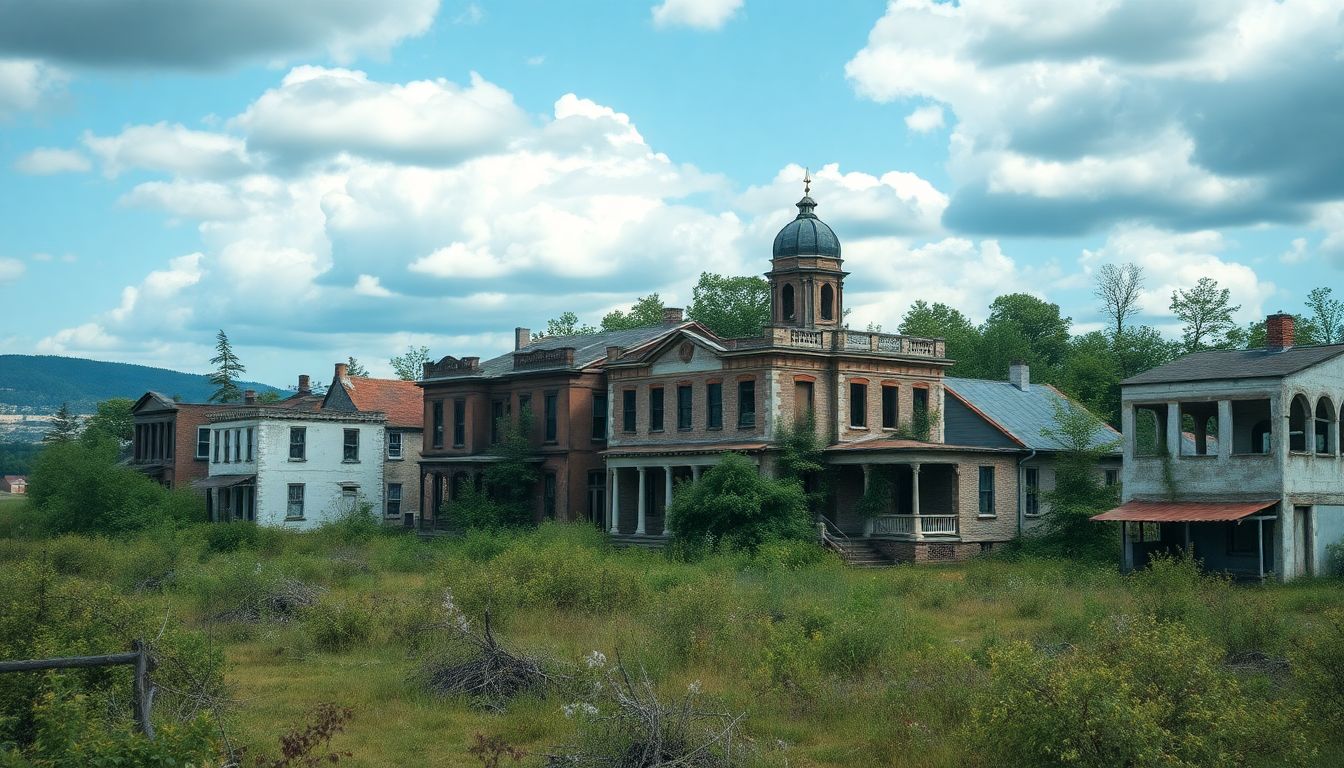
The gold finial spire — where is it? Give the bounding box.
[803,167,811,196]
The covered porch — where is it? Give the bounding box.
[603,444,766,541]
[827,456,962,540]
[417,457,497,532]
[1092,500,1280,581]
[194,474,256,523]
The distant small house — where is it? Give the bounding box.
[1,475,26,494]
[1097,313,1344,581]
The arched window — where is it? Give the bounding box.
[1316,397,1336,455]
[1289,394,1311,453]
[820,284,834,321]
[781,284,795,321]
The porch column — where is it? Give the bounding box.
[609,469,620,534]
[911,463,923,540]
[1217,400,1232,459]
[862,464,873,537]
[662,466,673,536]
[1257,518,1265,581]
[636,466,648,535]
[1166,401,1181,458]
[692,465,702,481]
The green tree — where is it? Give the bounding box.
[207,329,246,403]
[83,397,135,443]
[898,300,981,366]
[1170,277,1240,352]
[1031,400,1120,559]
[666,453,812,551]
[686,272,770,338]
[534,311,598,339]
[1304,286,1344,344]
[1095,262,1146,337]
[345,356,369,377]
[1114,325,1181,379]
[453,410,539,529]
[984,293,1072,371]
[601,293,666,331]
[42,402,81,444]
[390,345,432,381]
[1060,331,1121,424]
[774,413,828,511]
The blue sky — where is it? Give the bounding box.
[2,0,1342,385]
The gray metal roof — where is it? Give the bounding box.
[772,196,841,258]
[944,377,1120,453]
[435,323,690,381]
[1122,344,1344,386]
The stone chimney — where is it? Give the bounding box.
[1266,311,1295,352]
[297,374,311,395]
[1009,360,1030,391]
[663,307,685,324]
[515,327,531,351]
[606,345,624,362]
[334,361,349,382]
[244,389,256,405]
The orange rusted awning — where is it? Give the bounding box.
[1091,500,1277,523]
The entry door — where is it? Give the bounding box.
[1296,506,1312,577]
[587,471,605,527]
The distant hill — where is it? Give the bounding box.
[0,355,285,413]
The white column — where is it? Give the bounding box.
[911,463,923,540]
[609,469,620,534]
[1166,401,1181,458]
[692,465,702,481]
[1217,400,1232,459]
[862,464,873,537]
[636,466,648,535]
[662,466,673,536]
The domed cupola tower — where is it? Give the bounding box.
[768,171,847,329]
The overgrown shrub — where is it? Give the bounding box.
[205,520,261,552]
[1291,608,1344,726]
[975,614,1312,768]
[303,599,374,653]
[666,453,812,552]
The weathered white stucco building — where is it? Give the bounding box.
[1098,313,1344,580]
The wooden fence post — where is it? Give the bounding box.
[131,639,156,740]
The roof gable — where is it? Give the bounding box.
[427,322,705,381]
[1123,344,1344,386]
[328,376,423,428]
[943,377,1120,453]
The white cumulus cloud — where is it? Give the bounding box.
[651,0,743,30]
[15,147,89,174]
[904,104,944,133]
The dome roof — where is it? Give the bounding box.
[772,195,841,259]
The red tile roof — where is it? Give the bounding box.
[341,377,423,428]
[1091,500,1278,523]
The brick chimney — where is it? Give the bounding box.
[244,389,256,405]
[515,327,531,350]
[297,374,311,395]
[1266,312,1294,352]
[334,361,349,381]
[1009,360,1030,391]
[663,307,685,324]
[606,345,624,362]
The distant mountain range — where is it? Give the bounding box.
[0,354,284,414]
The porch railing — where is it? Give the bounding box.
[870,514,958,536]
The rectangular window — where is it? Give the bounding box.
[233,428,241,462]
[343,428,359,461]
[1105,469,1118,487]
[388,431,403,459]
[707,383,723,429]
[341,486,358,514]
[543,472,557,520]
[518,393,532,418]
[677,385,693,430]
[432,401,444,449]
[245,427,254,462]
[914,387,929,420]
[1025,467,1040,516]
[622,389,637,432]
[592,392,608,441]
[213,430,220,462]
[650,387,665,431]
[882,385,899,429]
[737,380,756,428]
[196,427,210,460]
[286,483,305,519]
[223,429,232,463]
[289,426,306,460]
[978,466,996,517]
[491,400,507,444]
[794,380,814,421]
[544,391,558,442]
[849,382,867,428]
[452,399,465,447]
[386,483,402,518]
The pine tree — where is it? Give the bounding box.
[346,356,369,377]
[43,402,81,443]
[208,329,247,403]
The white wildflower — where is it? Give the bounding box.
[687,679,702,694]
[585,650,607,669]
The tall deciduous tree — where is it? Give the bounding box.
[1305,287,1344,344]
[345,356,368,377]
[686,273,770,338]
[43,402,81,444]
[83,397,135,443]
[899,300,980,367]
[534,311,597,339]
[208,329,246,403]
[1095,262,1145,337]
[600,293,666,331]
[1170,277,1240,352]
[390,345,432,381]
[985,293,1073,371]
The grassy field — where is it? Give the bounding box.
[2,514,1343,767]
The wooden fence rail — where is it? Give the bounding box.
[0,639,155,738]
